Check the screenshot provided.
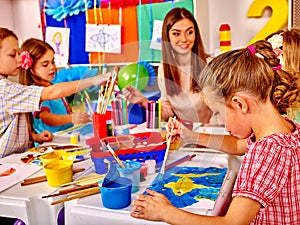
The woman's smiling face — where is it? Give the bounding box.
[169,18,195,55]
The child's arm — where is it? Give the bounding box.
[38,111,91,126]
[131,190,261,225]
[40,73,110,101]
[167,118,246,155]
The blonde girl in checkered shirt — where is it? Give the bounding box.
[0,27,109,158]
[131,40,300,224]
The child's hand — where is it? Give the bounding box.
[33,130,54,144]
[131,189,172,221]
[72,112,92,124]
[166,117,197,144]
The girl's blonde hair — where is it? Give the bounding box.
[199,40,299,115]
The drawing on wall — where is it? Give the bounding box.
[85,24,121,53]
[150,20,163,50]
[45,27,70,67]
[147,166,227,208]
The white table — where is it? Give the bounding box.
[0,132,94,225]
[64,150,242,225]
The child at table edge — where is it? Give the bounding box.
[131,40,300,224]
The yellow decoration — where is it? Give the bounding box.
[247,0,288,45]
[220,31,231,41]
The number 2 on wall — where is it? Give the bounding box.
[247,0,288,45]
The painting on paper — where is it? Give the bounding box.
[45,27,70,67]
[147,166,227,208]
[150,20,163,50]
[85,24,121,53]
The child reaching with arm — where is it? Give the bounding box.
[0,27,109,158]
[19,38,91,134]
[131,40,300,224]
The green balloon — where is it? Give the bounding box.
[118,63,149,91]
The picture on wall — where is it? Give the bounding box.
[150,20,163,50]
[45,27,70,67]
[85,24,121,53]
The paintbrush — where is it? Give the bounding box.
[50,186,100,205]
[105,142,125,169]
[42,182,98,198]
[157,116,176,185]
[156,154,196,173]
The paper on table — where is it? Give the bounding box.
[0,163,41,192]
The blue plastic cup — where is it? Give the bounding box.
[117,161,141,193]
[100,177,132,209]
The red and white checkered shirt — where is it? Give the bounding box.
[0,76,43,158]
[232,118,300,225]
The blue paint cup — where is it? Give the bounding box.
[117,160,141,193]
[100,177,132,209]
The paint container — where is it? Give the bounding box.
[44,160,73,187]
[117,161,141,193]
[140,162,148,181]
[40,151,61,166]
[145,159,156,174]
[99,177,132,209]
[70,132,80,144]
[93,111,112,139]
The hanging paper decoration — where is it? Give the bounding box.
[88,7,139,64]
[99,0,166,9]
[45,26,70,67]
[45,0,95,22]
[150,20,163,50]
[85,24,121,53]
[44,0,168,22]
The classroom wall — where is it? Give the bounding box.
[0,0,286,57]
[195,0,274,55]
[0,0,42,40]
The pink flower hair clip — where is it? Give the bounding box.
[20,51,33,69]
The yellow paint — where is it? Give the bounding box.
[247,0,288,45]
[164,173,221,196]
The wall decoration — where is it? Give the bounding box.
[40,0,189,65]
[45,26,70,67]
[85,24,121,53]
[150,20,163,50]
[43,0,95,22]
[137,1,193,62]
[247,0,288,45]
[88,7,139,64]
